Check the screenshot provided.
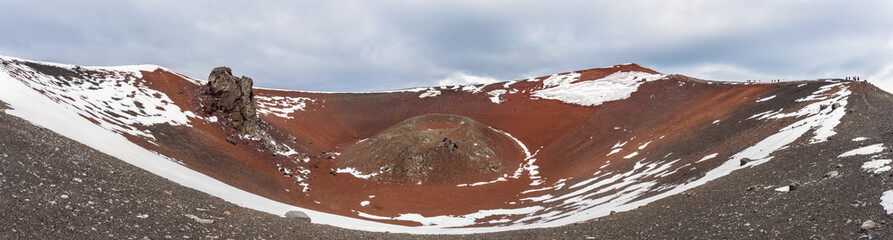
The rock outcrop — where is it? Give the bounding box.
[200,67,259,133]
[198,67,299,158]
[338,114,525,184]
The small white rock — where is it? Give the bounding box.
[861,220,877,231]
[184,214,213,224]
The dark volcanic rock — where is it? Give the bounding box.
[740,157,756,166]
[200,67,259,133]
[339,114,524,184]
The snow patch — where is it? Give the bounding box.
[637,141,652,150]
[521,194,553,202]
[612,141,628,148]
[696,153,719,163]
[862,159,892,173]
[255,95,316,119]
[336,167,380,179]
[751,82,850,144]
[0,58,191,140]
[531,71,665,106]
[460,85,486,94]
[839,144,886,157]
[882,190,893,214]
[437,73,498,87]
[419,88,441,98]
[756,95,776,102]
[488,89,507,104]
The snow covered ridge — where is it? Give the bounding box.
[261,64,661,107]
[531,71,666,106]
[419,69,665,106]
[0,56,193,140]
[751,82,850,143]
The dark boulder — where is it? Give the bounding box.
[740,158,756,166]
[441,137,459,151]
[200,67,259,134]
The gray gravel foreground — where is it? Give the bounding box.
[0,102,403,240]
[2,82,893,240]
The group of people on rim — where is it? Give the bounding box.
[745,79,781,83]
[845,76,865,82]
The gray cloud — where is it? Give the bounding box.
[2,0,892,92]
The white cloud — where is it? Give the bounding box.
[437,73,500,86]
[869,39,893,94]
[869,64,893,94]
[1,1,893,93]
[667,64,772,82]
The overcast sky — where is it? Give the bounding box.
[2,0,892,93]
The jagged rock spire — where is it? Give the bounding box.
[200,67,259,133]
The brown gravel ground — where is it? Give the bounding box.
[2,82,893,239]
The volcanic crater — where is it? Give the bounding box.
[1,56,881,235]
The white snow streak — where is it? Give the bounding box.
[756,95,776,102]
[336,167,380,179]
[839,144,886,158]
[696,153,719,163]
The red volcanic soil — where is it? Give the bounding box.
[205,64,790,226]
[6,58,848,228]
[139,63,793,226]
